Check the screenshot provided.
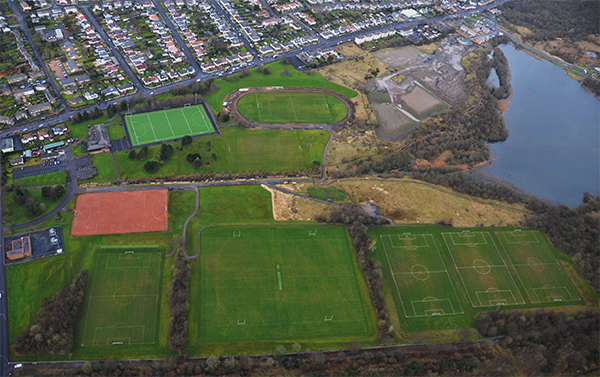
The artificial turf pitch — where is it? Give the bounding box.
[237,92,348,124]
[374,228,582,320]
[125,104,215,146]
[199,226,374,342]
[81,249,163,346]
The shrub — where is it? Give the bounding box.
[128,150,137,160]
[181,135,192,146]
[143,160,160,173]
[50,185,65,202]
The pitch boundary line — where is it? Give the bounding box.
[196,106,211,133]
[496,230,582,303]
[288,94,299,121]
[146,114,159,143]
[162,112,176,139]
[180,108,194,134]
[380,234,463,318]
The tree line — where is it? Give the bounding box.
[14,270,87,355]
[168,251,190,351]
[9,185,66,219]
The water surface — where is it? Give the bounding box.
[483,44,599,207]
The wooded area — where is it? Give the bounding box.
[168,251,190,351]
[14,270,87,355]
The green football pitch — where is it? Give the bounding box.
[236,92,348,124]
[81,249,163,346]
[125,104,215,146]
[374,228,582,320]
[198,226,375,342]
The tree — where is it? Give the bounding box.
[24,202,42,218]
[41,186,52,199]
[138,146,148,159]
[128,150,137,160]
[82,361,93,375]
[181,135,192,146]
[50,185,66,202]
[207,140,212,148]
[193,159,203,169]
[204,356,220,373]
[159,143,173,162]
[186,153,200,164]
[13,189,27,206]
[263,66,272,75]
[275,344,286,354]
[281,68,290,76]
[143,160,160,173]
[120,100,128,111]
[218,109,229,123]
[211,153,217,161]
[292,342,302,352]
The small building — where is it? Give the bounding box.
[52,125,68,136]
[38,130,50,140]
[0,115,14,126]
[87,124,111,154]
[43,140,65,152]
[9,157,24,166]
[13,87,35,101]
[15,111,28,121]
[6,236,31,260]
[28,102,52,117]
[0,138,14,153]
[41,150,60,162]
[6,73,27,85]
[0,83,11,96]
[68,96,84,106]
[21,133,35,143]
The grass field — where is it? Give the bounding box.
[125,104,215,146]
[237,92,348,124]
[4,188,66,225]
[204,61,358,116]
[81,249,163,346]
[90,153,118,183]
[114,126,328,180]
[13,171,67,187]
[369,226,592,336]
[197,226,375,347]
[107,124,126,140]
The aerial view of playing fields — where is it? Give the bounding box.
[0,1,598,374]
[125,104,215,146]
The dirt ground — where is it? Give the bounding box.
[49,59,66,80]
[371,103,414,141]
[261,184,333,221]
[402,85,445,116]
[369,40,470,141]
[533,38,600,67]
[280,177,529,227]
[326,133,380,166]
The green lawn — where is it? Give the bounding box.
[7,195,180,361]
[4,188,66,225]
[90,153,118,183]
[307,187,348,202]
[125,104,215,146]
[237,92,348,124]
[13,171,67,187]
[81,249,163,346]
[204,62,357,115]
[69,116,112,140]
[190,226,377,355]
[369,226,596,337]
[114,126,328,181]
[107,124,126,140]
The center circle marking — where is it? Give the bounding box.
[411,264,430,281]
[473,259,491,275]
[113,287,136,305]
[527,257,545,272]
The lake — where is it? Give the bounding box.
[483,43,599,207]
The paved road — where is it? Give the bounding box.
[81,6,145,92]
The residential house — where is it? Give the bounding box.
[28,102,52,117]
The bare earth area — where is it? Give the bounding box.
[370,41,470,141]
[261,184,333,221]
[278,177,529,227]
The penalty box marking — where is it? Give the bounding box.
[498,230,541,245]
[380,234,464,318]
[532,285,579,303]
[495,231,581,304]
[443,232,525,308]
[475,288,522,307]
[444,231,489,246]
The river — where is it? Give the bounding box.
[482,43,599,207]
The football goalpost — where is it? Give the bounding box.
[324,315,333,322]
[308,230,317,237]
[184,103,191,107]
[233,231,241,238]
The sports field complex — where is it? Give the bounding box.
[369,226,586,331]
[5,187,595,361]
[124,104,215,146]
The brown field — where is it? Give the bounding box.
[280,177,530,227]
[326,133,381,166]
[375,46,424,68]
[371,103,415,141]
[71,190,169,236]
[261,184,333,221]
[400,86,446,117]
